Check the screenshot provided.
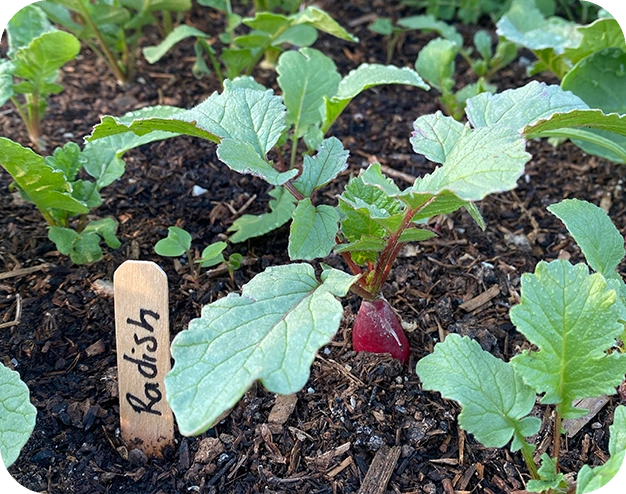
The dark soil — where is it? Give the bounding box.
[2,1,625,493]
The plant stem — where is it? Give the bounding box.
[283,181,305,201]
[553,406,563,472]
[517,433,540,480]
[289,135,300,169]
[162,10,173,36]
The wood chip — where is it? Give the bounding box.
[357,444,401,494]
[459,285,500,312]
[268,394,298,425]
[0,263,52,280]
[562,396,610,438]
[85,339,106,357]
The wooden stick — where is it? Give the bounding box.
[0,263,52,281]
[114,261,174,457]
[357,445,401,494]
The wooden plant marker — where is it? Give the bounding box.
[114,261,174,457]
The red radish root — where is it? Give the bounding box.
[352,298,411,364]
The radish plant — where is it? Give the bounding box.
[88,79,607,435]
[0,3,80,150]
[416,198,626,493]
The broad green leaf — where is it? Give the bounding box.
[466,81,587,131]
[398,228,436,243]
[143,25,209,63]
[7,3,53,56]
[48,226,78,255]
[609,406,626,457]
[415,334,541,451]
[322,64,429,135]
[415,38,457,93]
[48,226,104,264]
[290,6,358,42]
[277,48,341,139]
[474,30,493,61]
[293,137,349,197]
[510,260,626,418]
[44,142,82,181]
[197,242,227,268]
[0,363,36,468]
[217,138,297,185]
[359,162,402,197]
[288,199,339,260]
[229,187,296,243]
[197,0,226,10]
[12,31,81,92]
[409,125,530,202]
[243,12,290,32]
[369,18,394,36]
[0,60,14,107]
[397,14,463,47]
[524,109,626,139]
[0,137,88,216]
[548,199,625,279]
[222,48,256,78]
[273,24,317,47]
[496,0,581,55]
[165,263,357,435]
[334,236,386,255]
[561,48,626,164]
[526,453,567,493]
[83,218,120,249]
[410,112,466,164]
[565,18,626,65]
[155,226,192,257]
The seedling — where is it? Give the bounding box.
[401,0,519,24]
[142,5,358,82]
[154,226,243,282]
[497,0,626,163]
[38,0,191,85]
[0,4,80,150]
[416,198,626,492]
[0,363,36,468]
[87,79,601,435]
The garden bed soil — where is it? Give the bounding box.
[2,1,625,493]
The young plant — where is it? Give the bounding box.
[0,363,36,468]
[497,0,626,163]
[401,0,519,24]
[154,226,243,282]
[416,198,626,492]
[38,0,191,85]
[415,27,517,120]
[0,105,183,264]
[85,79,598,435]
[142,5,357,82]
[0,3,81,150]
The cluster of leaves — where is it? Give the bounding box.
[0,105,184,264]
[400,0,515,24]
[0,364,36,469]
[416,198,626,492]
[369,14,517,120]
[0,3,80,150]
[498,0,626,163]
[143,4,358,82]
[155,226,243,281]
[84,77,625,436]
[37,0,192,84]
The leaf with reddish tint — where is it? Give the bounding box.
[352,298,411,364]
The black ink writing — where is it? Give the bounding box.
[126,308,160,333]
[126,384,163,416]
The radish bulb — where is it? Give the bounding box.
[352,298,411,364]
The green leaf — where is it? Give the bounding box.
[277,47,341,139]
[288,199,339,260]
[409,124,530,202]
[290,6,358,42]
[6,3,53,56]
[398,228,436,243]
[143,24,209,63]
[524,109,626,140]
[273,24,317,47]
[222,47,256,78]
[155,226,192,257]
[334,236,386,255]
[165,263,356,435]
[44,142,82,181]
[410,112,466,164]
[229,187,297,243]
[565,18,625,66]
[48,226,79,255]
[243,12,290,32]
[322,64,429,135]
[293,137,349,197]
[526,453,567,493]
[217,138,297,185]
[397,14,463,47]
[510,260,626,418]
[12,31,80,91]
[197,242,227,268]
[547,199,625,279]
[0,137,89,216]
[49,220,119,265]
[561,47,626,164]
[369,18,394,36]
[474,30,493,61]
[466,81,587,131]
[415,38,458,93]
[0,363,36,468]
[415,334,541,451]
[0,60,14,107]
[83,218,121,249]
[496,0,581,55]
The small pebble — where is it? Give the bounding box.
[192,185,207,196]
